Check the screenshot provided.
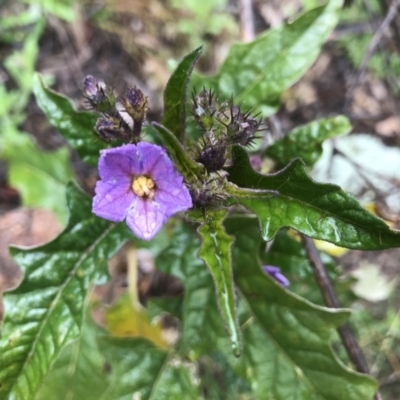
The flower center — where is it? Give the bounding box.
[131,175,155,199]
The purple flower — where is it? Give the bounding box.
[92,142,193,240]
[262,266,290,288]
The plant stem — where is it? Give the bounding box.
[301,235,382,400]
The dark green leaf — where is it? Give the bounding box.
[152,122,204,182]
[99,337,200,400]
[154,224,226,358]
[32,73,101,165]
[266,116,351,168]
[226,146,400,249]
[225,217,377,400]
[35,317,109,400]
[193,0,343,116]
[197,209,241,356]
[162,46,203,142]
[0,185,129,399]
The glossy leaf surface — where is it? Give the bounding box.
[35,318,109,400]
[225,217,377,400]
[197,209,241,356]
[226,146,400,249]
[194,0,343,115]
[0,185,129,400]
[99,337,200,400]
[162,46,203,142]
[33,73,101,165]
[266,116,352,168]
[154,224,226,359]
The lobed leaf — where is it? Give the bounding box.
[32,73,101,165]
[0,185,129,400]
[265,116,352,168]
[162,46,203,142]
[193,0,343,116]
[196,210,241,356]
[225,217,377,400]
[226,146,400,249]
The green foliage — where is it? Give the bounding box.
[32,74,101,165]
[2,2,398,398]
[150,221,378,399]
[266,116,351,168]
[226,146,400,249]
[0,8,73,223]
[196,209,241,356]
[154,224,226,359]
[171,0,237,49]
[152,122,204,181]
[193,0,343,116]
[35,318,109,400]
[1,122,74,224]
[225,217,377,400]
[0,185,129,400]
[23,0,76,22]
[163,46,203,142]
[3,13,44,112]
[99,337,200,400]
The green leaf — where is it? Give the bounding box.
[162,46,203,142]
[197,209,241,356]
[0,184,129,400]
[35,317,110,400]
[194,0,343,116]
[266,116,351,168]
[154,224,226,359]
[225,217,378,400]
[226,146,400,249]
[1,121,74,224]
[99,337,200,400]
[152,122,204,182]
[32,73,101,165]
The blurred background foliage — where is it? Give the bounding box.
[1,0,400,398]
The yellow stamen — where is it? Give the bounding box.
[132,176,155,199]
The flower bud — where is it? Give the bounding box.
[82,75,115,113]
[123,86,148,122]
[95,117,126,142]
[226,106,261,147]
[196,143,226,173]
[122,86,148,139]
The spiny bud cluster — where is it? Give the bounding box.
[189,172,229,208]
[191,88,262,174]
[82,75,148,143]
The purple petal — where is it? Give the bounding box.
[126,198,167,241]
[155,183,192,217]
[98,145,140,180]
[262,265,290,288]
[92,180,134,222]
[136,142,176,177]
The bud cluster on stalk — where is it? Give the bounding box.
[191,88,262,174]
[82,75,148,143]
[189,88,264,207]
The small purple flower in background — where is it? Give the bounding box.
[262,265,290,288]
[92,142,192,241]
